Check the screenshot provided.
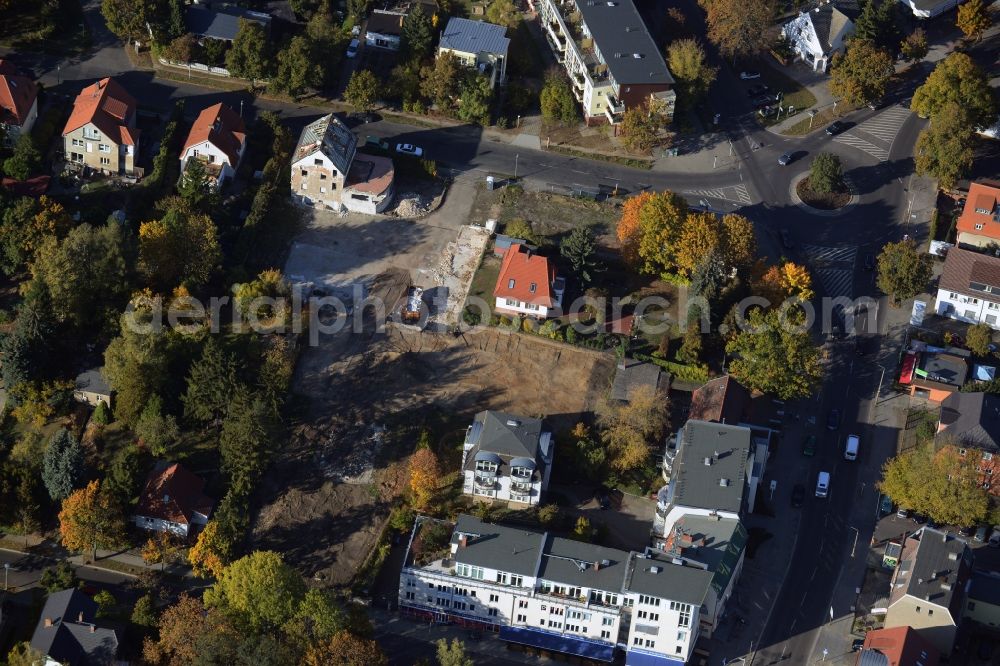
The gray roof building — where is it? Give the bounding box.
[293,113,358,178]
[30,589,119,666]
[538,536,630,593]
[573,0,674,87]
[670,420,752,514]
[889,527,972,618]
[463,410,546,473]
[185,5,271,42]
[74,368,111,398]
[611,358,666,403]
[662,515,747,598]
[452,514,546,577]
[937,392,1000,451]
[439,17,510,58]
[968,570,1000,607]
[810,0,860,47]
[625,549,715,606]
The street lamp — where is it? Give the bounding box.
[3,563,9,594]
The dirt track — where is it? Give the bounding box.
[251,317,616,586]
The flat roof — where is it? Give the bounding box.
[671,420,751,514]
[573,0,673,87]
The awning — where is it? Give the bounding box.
[508,457,536,470]
[499,626,615,662]
[899,352,917,385]
[474,451,502,464]
[625,649,686,666]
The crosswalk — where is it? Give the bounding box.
[801,245,858,299]
[684,184,753,206]
[831,105,912,162]
[833,133,889,161]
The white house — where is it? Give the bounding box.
[462,411,553,505]
[437,17,510,89]
[935,247,1000,329]
[134,461,214,538]
[400,514,746,665]
[180,102,247,189]
[493,244,565,319]
[782,0,860,72]
[897,0,964,18]
[0,59,38,146]
[365,10,405,50]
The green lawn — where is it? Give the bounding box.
[781,102,857,136]
[754,63,818,128]
[466,253,501,319]
[0,0,89,54]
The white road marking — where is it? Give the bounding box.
[833,134,889,161]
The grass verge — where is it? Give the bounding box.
[781,103,855,136]
[544,144,654,169]
[754,63,818,128]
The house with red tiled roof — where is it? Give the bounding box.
[689,375,752,425]
[493,244,564,319]
[62,77,139,176]
[857,626,940,666]
[0,59,38,146]
[180,103,247,189]
[956,182,1000,250]
[134,461,214,538]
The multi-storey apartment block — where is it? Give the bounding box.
[536,0,675,124]
[400,513,746,665]
[62,78,139,176]
[461,410,553,505]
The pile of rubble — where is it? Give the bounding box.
[393,192,433,218]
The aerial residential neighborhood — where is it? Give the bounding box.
[0,0,999,663]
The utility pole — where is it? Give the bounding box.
[514,154,519,182]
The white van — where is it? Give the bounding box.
[844,434,860,461]
[816,471,830,498]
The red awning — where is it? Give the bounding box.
[899,352,917,385]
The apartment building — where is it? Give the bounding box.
[935,247,1000,329]
[62,78,139,176]
[399,514,745,664]
[461,410,553,505]
[536,0,674,124]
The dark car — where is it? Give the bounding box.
[778,152,795,166]
[746,84,771,97]
[852,639,866,652]
[826,121,846,135]
[827,409,841,431]
[791,484,806,507]
[864,254,876,270]
[752,94,779,108]
[802,435,816,456]
[740,70,761,80]
[880,494,893,515]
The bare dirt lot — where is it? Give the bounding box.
[251,320,615,586]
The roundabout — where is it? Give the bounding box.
[788,170,859,217]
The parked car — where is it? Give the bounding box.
[896,507,910,519]
[802,435,816,456]
[346,39,360,58]
[740,70,761,80]
[826,408,841,431]
[746,84,771,97]
[395,143,424,157]
[879,495,893,515]
[752,95,776,108]
[791,484,806,508]
[826,121,846,135]
[852,639,866,652]
[990,528,1000,547]
[594,486,611,509]
[864,254,876,270]
[778,152,795,166]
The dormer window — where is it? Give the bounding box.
[529,283,537,293]
[314,158,323,166]
[508,279,515,289]
[976,207,993,215]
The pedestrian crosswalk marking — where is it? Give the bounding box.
[813,268,855,300]
[801,245,858,265]
[684,184,754,206]
[833,134,890,161]
[853,106,911,143]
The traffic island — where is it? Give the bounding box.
[789,172,859,217]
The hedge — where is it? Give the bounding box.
[633,352,710,383]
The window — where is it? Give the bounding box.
[72,138,82,147]
[645,639,655,648]
[320,187,326,193]
[488,608,498,617]
[351,193,369,201]
[476,460,497,473]
[970,601,977,611]
[677,630,687,641]
[455,564,484,580]
[676,646,683,655]
[928,609,933,616]
[320,173,327,180]
[592,592,618,606]
[84,127,100,140]
[301,170,308,178]
[601,630,611,639]
[301,183,307,190]
[529,283,537,293]
[602,617,614,626]
[505,298,518,307]
[517,613,526,622]
[518,599,528,608]
[916,606,921,612]
[977,223,985,230]
[405,591,414,600]
[100,157,111,165]
[469,605,475,611]
[508,279,515,289]
[489,594,499,603]
[314,158,323,166]
[206,155,214,163]
[633,637,642,646]
[639,595,661,607]
[511,574,523,586]
[454,601,466,610]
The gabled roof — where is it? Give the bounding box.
[572,0,674,86]
[689,376,752,425]
[30,588,119,666]
[494,244,557,307]
[958,182,1000,239]
[439,17,510,57]
[0,59,38,128]
[466,410,543,460]
[860,626,940,666]
[939,247,1000,299]
[183,103,246,167]
[62,78,136,143]
[611,358,666,402]
[75,368,111,397]
[937,392,1000,451]
[292,113,357,176]
[185,5,271,41]
[367,10,406,36]
[135,461,214,526]
[889,527,972,620]
[810,0,859,47]
[452,514,546,577]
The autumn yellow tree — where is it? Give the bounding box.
[957,0,991,41]
[141,531,179,571]
[409,447,441,509]
[751,262,814,305]
[302,631,388,666]
[617,191,652,266]
[636,191,689,277]
[188,521,229,578]
[138,198,221,292]
[675,212,721,277]
[720,214,757,272]
[781,262,815,301]
[59,481,125,562]
[596,385,669,472]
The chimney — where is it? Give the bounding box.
[458,535,468,548]
[703,457,713,466]
[44,618,53,628]
[593,560,601,571]
[78,612,84,623]
[90,624,96,633]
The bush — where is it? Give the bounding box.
[509,315,523,331]
[929,208,939,242]
[522,318,536,333]
[809,153,843,194]
[462,307,482,327]
[389,505,416,532]
[565,326,578,344]
[499,315,511,327]
[40,562,76,593]
[539,320,560,338]
[490,314,501,326]
[92,400,110,425]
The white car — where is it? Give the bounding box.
[395,143,424,157]
[346,39,360,58]
[739,70,761,80]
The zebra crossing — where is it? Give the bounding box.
[832,133,890,161]
[831,105,912,162]
[684,184,753,206]
[800,245,858,299]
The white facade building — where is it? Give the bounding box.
[782,0,859,72]
[180,103,246,189]
[935,247,1000,330]
[462,411,553,505]
[493,244,565,320]
[400,514,746,665]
